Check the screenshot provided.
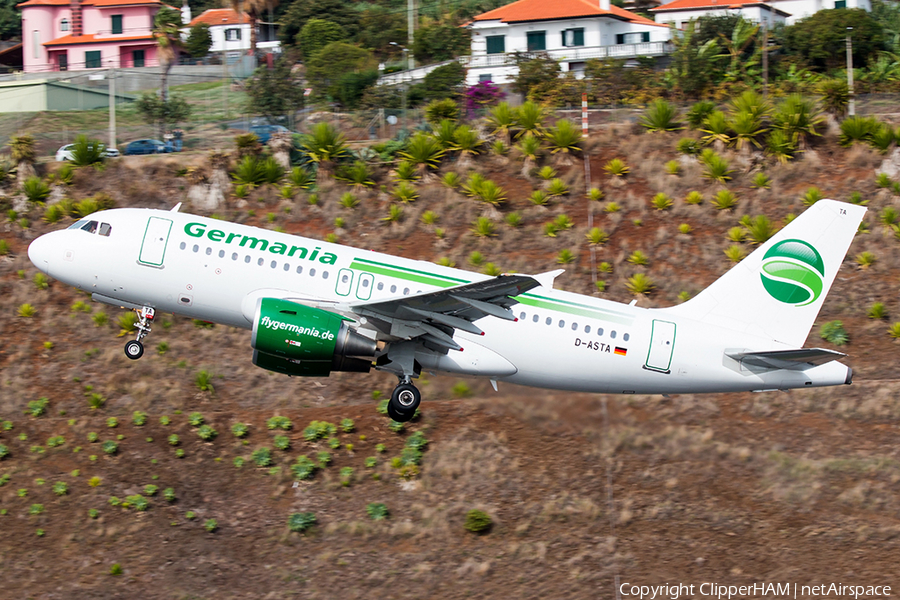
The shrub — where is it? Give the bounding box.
[197,425,218,441]
[102,440,118,455]
[477,180,506,205]
[471,217,496,238]
[684,191,703,205]
[194,371,214,393]
[188,412,204,427]
[586,227,609,246]
[625,273,655,295]
[711,190,738,210]
[251,447,272,467]
[424,98,459,125]
[328,437,341,449]
[839,115,879,147]
[132,411,147,426]
[168,434,179,446]
[664,160,680,175]
[464,509,492,533]
[700,151,733,183]
[724,245,747,263]
[556,249,576,264]
[889,322,900,339]
[18,304,36,318]
[546,178,569,197]
[855,251,876,268]
[22,176,51,204]
[27,398,49,417]
[603,158,629,177]
[291,455,316,480]
[163,488,176,502]
[0,444,7,460]
[802,186,825,206]
[820,321,848,346]
[392,181,419,203]
[676,137,700,156]
[528,190,551,206]
[287,512,316,532]
[765,129,795,164]
[365,456,378,468]
[29,503,44,515]
[231,423,249,438]
[367,503,389,520]
[545,119,582,157]
[339,466,354,486]
[441,171,461,189]
[743,215,777,244]
[143,484,158,497]
[751,172,771,189]
[627,250,648,266]
[686,100,716,129]
[124,495,149,511]
[641,99,682,132]
[273,435,290,451]
[204,519,217,533]
[339,192,359,209]
[651,193,673,211]
[867,302,887,320]
[316,451,332,467]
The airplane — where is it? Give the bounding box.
[27,199,864,422]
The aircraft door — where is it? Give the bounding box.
[138,217,172,267]
[336,268,354,296]
[645,320,676,373]
[356,272,374,300]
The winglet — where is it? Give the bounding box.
[531,269,565,289]
[171,202,182,213]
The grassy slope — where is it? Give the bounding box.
[1,126,899,598]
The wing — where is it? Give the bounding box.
[352,274,540,352]
[726,348,846,370]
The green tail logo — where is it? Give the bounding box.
[760,239,825,306]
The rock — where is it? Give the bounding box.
[876,148,900,179]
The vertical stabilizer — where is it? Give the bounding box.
[665,200,865,347]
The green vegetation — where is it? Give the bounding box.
[464,509,492,533]
[820,321,849,345]
[288,512,316,533]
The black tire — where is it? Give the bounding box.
[391,383,421,412]
[124,340,144,360]
[387,402,415,423]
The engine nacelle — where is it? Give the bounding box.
[251,298,375,376]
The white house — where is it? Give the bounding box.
[651,0,870,27]
[463,0,672,85]
[186,8,280,58]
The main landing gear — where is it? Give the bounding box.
[387,377,421,423]
[124,306,155,360]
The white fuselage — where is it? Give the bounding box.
[28,208,851,395]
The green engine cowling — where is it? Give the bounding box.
[251,298,376,377]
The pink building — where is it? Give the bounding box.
[19,0,163,73]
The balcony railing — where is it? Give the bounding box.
[377,42,672,85]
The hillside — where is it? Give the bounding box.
[1,123,900,598]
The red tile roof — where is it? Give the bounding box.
[473,0,667,26]
[189,8,248,26]
[651,0,788,13]
[44,33,155,46]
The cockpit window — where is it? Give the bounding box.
[68,219,87,230]
[98,223,112,237]
[80,220,98,234]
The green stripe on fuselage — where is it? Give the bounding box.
[515,293,635,325]
[349,259,465,288]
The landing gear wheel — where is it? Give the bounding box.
[124,340,144,360]
[388,383,420,423]
[387,402,414,423]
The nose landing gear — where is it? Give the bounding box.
[124,306,155,360]
[387,377,421,423]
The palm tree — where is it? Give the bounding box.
[298,122,350,188]
[486,102,517,145]
[153,7,182,137]
[230,0,278,60]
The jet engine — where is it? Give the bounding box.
[251,298,375,377]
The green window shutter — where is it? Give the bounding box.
[574,28,584,46]
[642,32,650,43]
[834,0,846,7]
[486,35,505,54]
[616,33,625,45]
[562,30,567,46]
[85,50,101,68]
[111,14,122,34]
[527,31,546,51]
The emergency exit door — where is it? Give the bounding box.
[645,320,676,373]
[138,217,172,267]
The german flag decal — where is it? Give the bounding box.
[614,347,627,356]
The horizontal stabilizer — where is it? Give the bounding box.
[727,348,846,370]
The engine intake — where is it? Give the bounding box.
[251,298,376,376]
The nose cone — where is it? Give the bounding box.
[28,234,54,276]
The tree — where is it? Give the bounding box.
[355,6,406,54]
[297,19,347,60]
[334,70,379,109]
[306,42,375,100]
[152,6,183,120]
[782,9,884,71]
[422,61,466,100]
[136,94,192,140]
[666,20,722,96]
[229,0,279,60]
[184,23,212,59]
[278,0,358,48]
[0,0,21,40]
[245,54,306,125]
[411,20,471,64]
[511,54,561,96]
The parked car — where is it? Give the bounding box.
[123,139,169,155]
[55,143,119,162]
[249,124,290,145]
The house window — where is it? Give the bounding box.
[616,32,650,44]
[526,31,546,51]
[111,14,123,34]
[835,0,846,6]
[486,35,505,54]
[58,52,68,71]
[225,28,241,41]
[562,28,584,47]
[133,49,144,67]
[85,50,101,68]
[60,18,69,32]
[32,31,40,58]
[479,74,493,82]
